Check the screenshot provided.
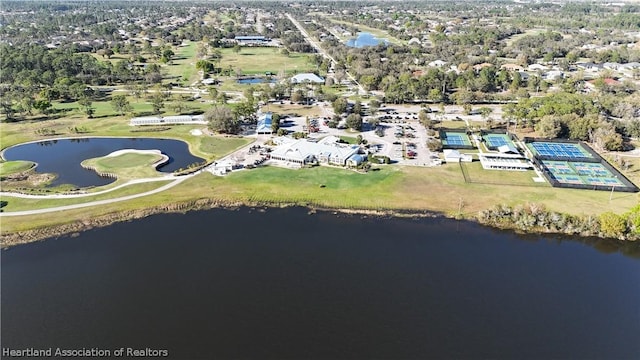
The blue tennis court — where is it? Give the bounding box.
[441,132,472,147]
[529,142,592,159]
[483,134,512,149]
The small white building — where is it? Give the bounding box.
[290,73,325,84]
[478,153,533,171]
[443,149,473,163]
[130,115,207,126]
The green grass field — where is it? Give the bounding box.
[164,41,198,85]
[219,47,315,75]
[2,164,638,237]
[265,103,325,118]
[461,161,548,187]
[0,161,35,176]
[81,152,165,180]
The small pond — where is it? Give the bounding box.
[237,77,277,84]
[2,138,205,188]
[345,32,387,48]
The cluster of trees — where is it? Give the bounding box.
[330,98,362,131]
[503,92,640,150]
[478,203,640,241]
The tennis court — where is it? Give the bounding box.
[528,141,592,159]
[542,160,624,187]
[483,134,513,149]
[441,132,472,147]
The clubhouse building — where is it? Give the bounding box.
[270,136,362,167]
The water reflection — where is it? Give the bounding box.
[3,137,204,188]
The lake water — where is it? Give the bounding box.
[2,138,204,188]
[346,32,387,48]
[2,207,639,359]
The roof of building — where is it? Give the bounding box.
[235,35,266,40]
[256,112,272,132]
[498,144,519,154]
[290,73,325,84]
[271,137,359,163]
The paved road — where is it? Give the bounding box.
[285,13,366,95]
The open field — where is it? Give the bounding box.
[265,103,325,118]
[504,28,547,47]
[461,161,548,187]
[164,41,198,85]
[219,47,315,75]
[2,164,637,236]
[438,120,468,129]
[82,152,165,180]
[0,161,35,176]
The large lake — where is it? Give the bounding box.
[2,138,204,188]
[2,207,639,359]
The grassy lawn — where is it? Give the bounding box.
[0,161,35,176]
[438,120,468,129]
[2,164,638,237]
[0,180,171,213]
[219,47,315,75]
[197,136,250,156]
[338,135,358,144]
[81,152,165,180]
[504,28,547,47]
[164,41,198,85]
[265,103,325,118]
[460,161,548,187]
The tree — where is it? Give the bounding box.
[33,99,52,117]
[592,125,623,151]
[209,87,218,101]
[419,110,432,128]
[599,212,627,239]
[205,106,240,134]
[535,115,562,138]
[160,48,174,64]
[232,44,242,54]
[346,113,362,131]
[196,60,215,74]
[325,77,334,87]
[332,97,348,114]
[563,114,598,141]
[369,99,380,116]
[291,90,304,103]
[271,113,280,133]
[352,101,362,116]
[111,94,132,116]
[151,93,164,114]
[426,138,443,152]
[281,48,290,57]
[77,98,94,118]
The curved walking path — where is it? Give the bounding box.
[0,176,190,217]
[0,176,176,199]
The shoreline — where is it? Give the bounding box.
[1,198,635,250]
